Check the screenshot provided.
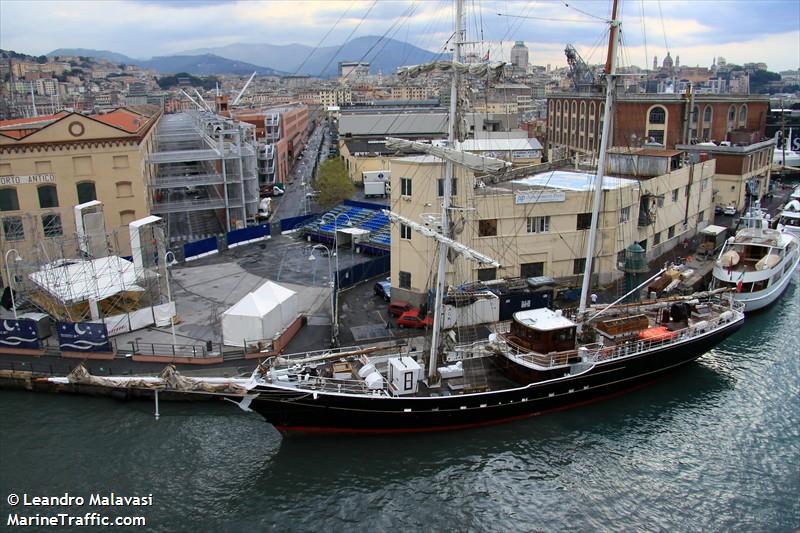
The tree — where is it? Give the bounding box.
[313,158,353,209]
[36,55,47,64]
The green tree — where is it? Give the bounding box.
[313,158,353,209]
[36,55,47,64]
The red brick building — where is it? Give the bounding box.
[546,92,770,160]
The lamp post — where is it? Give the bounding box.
[309,244,336,346]
[4,249,22,320]
[321,212,351,291]
[164,250,177,347]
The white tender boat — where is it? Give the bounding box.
[712,202,800,312]
[775,198,800,238]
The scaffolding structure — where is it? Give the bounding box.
[1,208,169,324]
[146,111,259,243]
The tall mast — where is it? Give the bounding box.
[428,0,464,383]
[577,0,621,324]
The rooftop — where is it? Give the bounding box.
[511,170,638,191]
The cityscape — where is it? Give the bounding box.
[0,0,798,531]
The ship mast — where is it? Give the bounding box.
[428,0,464,383]
[577,0,621,325]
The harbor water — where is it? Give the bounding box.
[1,283,798,532]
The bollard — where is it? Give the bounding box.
[154,389,160,420]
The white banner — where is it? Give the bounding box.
[0,174,56,186]
[515,191,566,205]
[153,302,176,327]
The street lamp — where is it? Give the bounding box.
[4,249,22,320]
[321,212,352,292]
[308,244,336,346]
[164,250,177,347]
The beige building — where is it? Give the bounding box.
[388,148,715,304]
[0,106,161,268]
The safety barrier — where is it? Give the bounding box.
[227,224,271,248]
[336,255,390,290]
[280,214,319,232]
[183,236,219,262]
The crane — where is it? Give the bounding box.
[232,71,257,106]
[565,44,599,91]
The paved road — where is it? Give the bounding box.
[272,122,329,220]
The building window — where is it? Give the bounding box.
[691,105,699,124]
[739,105,747,127]
[399,271,411,289]
[668,225,675,239]
[703,105,712,123]
[656,196,665,208]
[37,185,59,208]
[437,178,457,197]
[112,155,129,169]
[526,215,550,233]
[42,214,63,237]
[653,231,662,245]
[697,210,705,223]
[672,189,679,202]
[0,188,19,211]
[116,181,133,198]
[400,178,412,196]
[120,210,136,226]
[573,258,586,275]
[520,262,544,278]
[701,178,709,191]
[478,219,497,237]
[577,212,592,230]
[76,181,97,204]
[619,206,630,223]
[477,267,496,281]
[648,130,665,144]
[649,106,666,124]
[400,223,411,240]
[2,216,24,241]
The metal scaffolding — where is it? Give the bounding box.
[146,112,259,243]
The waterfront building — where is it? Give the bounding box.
[0,106,161,263]
[510,41,529,72]
[388,148,715,304]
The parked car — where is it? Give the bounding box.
[374,280,391,301]
[396,309,433,329]
[723,204,737,216]
[388,300,412,317]
[714,205,723,215]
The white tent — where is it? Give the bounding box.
[221,281,298,347]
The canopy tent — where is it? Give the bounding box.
[221,281,298,347]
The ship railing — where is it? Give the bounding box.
[494,334,576,368]
[587,308,741,363]
[272,371,383,395]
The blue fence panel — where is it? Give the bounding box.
[337,255,390,289]
[227,225,270,247]
[0,319,40,350]
[344,199,389,211]
[183,236,218,260]
[57,321,113,353]
[280,214,319,232]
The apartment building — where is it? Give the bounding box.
[0,106,161,262]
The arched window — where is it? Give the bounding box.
[703,105,713,123]
[0,188,19,211]
[649,106,666,124]
[728,105,736,122]
[37,185,59,208]
[76,181,96,204]
[739,104,747,127]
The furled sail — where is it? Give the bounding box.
[398,60,506,82]
[385,137,511,174]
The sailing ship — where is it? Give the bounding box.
[710,202,799,312]
[244,0,745,433]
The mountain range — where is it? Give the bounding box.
[48,36,440,77]
[47,48,283,76]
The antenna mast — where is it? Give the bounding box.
[577,0,621,326]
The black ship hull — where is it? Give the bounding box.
[250,317,743,433]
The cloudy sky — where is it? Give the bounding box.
[1,0,798,71]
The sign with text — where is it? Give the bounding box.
[0,174,56,186]
[57,321,113,353]
[511,150,540,159]
[514,191,566,205]
[0,319,40,350]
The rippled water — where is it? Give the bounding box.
[1,283,798,532]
